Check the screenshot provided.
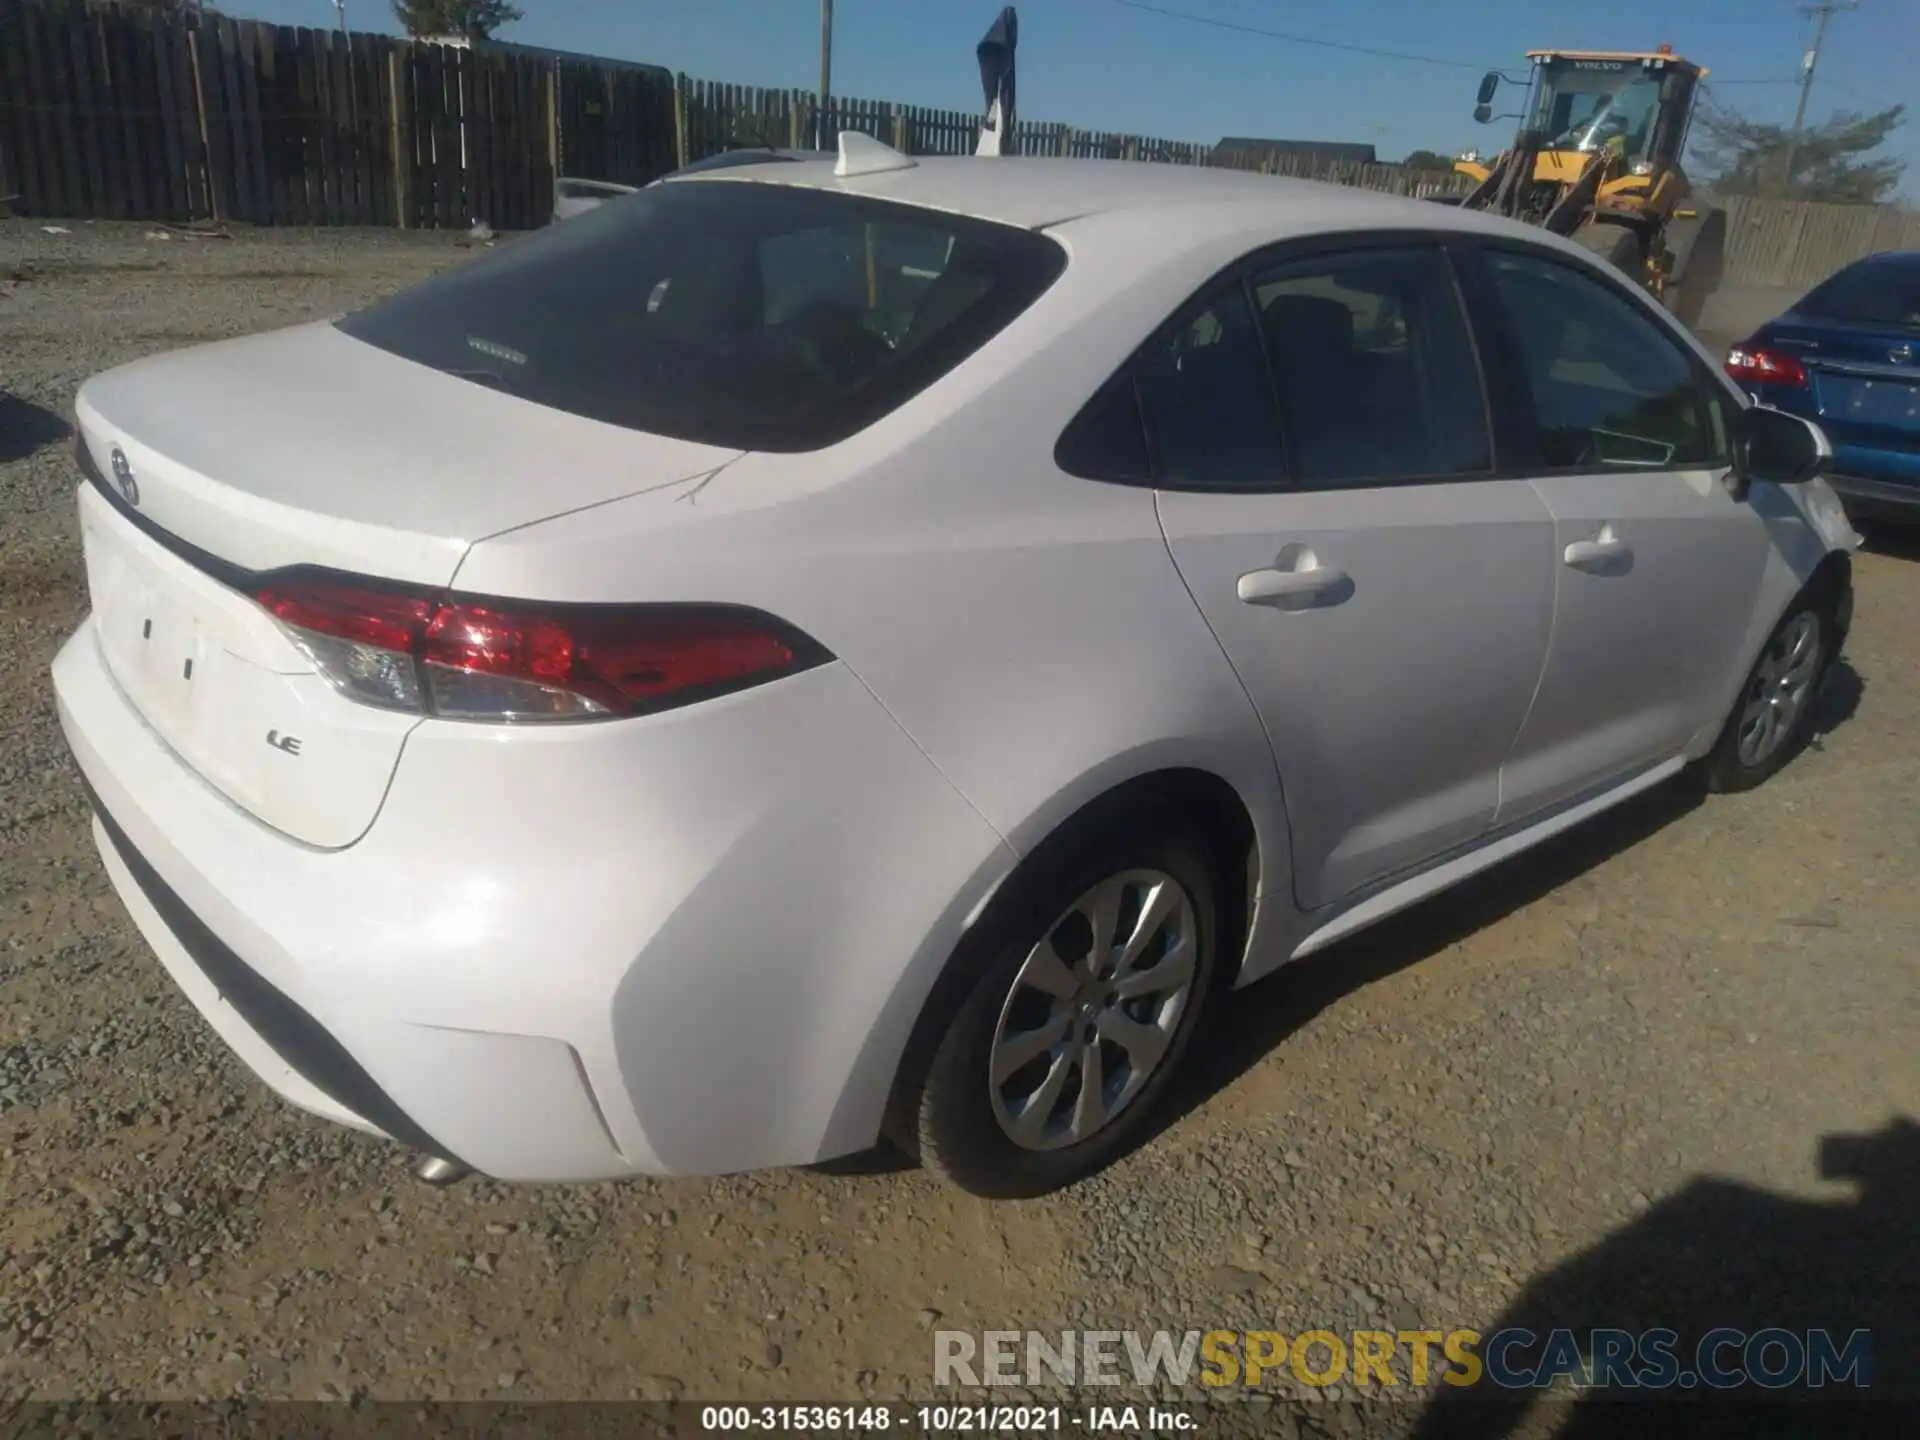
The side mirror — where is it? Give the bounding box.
[1476,72,1501,106]
[1473,104,1494,125]
[1735,404,1831,486]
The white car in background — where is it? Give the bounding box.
[54,139,1856,1198]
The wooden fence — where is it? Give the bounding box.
[1,0,1482,231]
[0,2,560,229]
[1716,193,1920,290]
[1,0,1913,288]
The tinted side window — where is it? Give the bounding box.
[1251,247,1491,486]
[1483,249,1727,470]
[1134,286,1284,490]
[1056,375,1151,483]
[1796,258,1920,327]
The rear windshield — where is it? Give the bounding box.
[669,151,805,176]
[336,180,1067,451]
[1795,257,1920,329]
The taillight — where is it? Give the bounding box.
[1726,344,1808,388]
[254,577,829,722]
[256,582,435,712]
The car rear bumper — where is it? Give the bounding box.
[54,618,1012,1182]
[1828,471,1920,521]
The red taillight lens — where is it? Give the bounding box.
[1726,345,1808,388]
[255,581,434,713]
[256,582,434,651]
[253,577,826,722]
[420,600,808,719]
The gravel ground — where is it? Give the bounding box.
[2,220,1916,1430]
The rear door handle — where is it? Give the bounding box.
[1237,565,1350,605]
[1563,527,1632,570]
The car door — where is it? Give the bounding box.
[1140,240,1557,912]
[1461,241,1772,822]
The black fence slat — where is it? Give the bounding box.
[57,4,105,214]
[235,21,269,221]
[102,12,147,218]
[4,6,51,212]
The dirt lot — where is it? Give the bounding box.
[2,220,1916,1424]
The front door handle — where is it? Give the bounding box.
[1237,565,1351,606]
[1563,527,1632,570]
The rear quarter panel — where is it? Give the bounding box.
[451,208,1328,962]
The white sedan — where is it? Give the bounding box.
[54,137,1857,1198]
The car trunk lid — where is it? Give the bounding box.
[1766,314,1920,451]
[73,324,743,848]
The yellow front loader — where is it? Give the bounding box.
[1452,47,1726,326]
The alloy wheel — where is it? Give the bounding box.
[1736,611,1823,768]
[987,869,1199,1151]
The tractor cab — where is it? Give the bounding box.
[1459,47,1707,223]
[1517,49,1703,175]
[1450,45,1725,327]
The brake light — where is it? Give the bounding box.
[1726,345,1808,388]
[254,577,828,722]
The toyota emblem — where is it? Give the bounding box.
[109,447,139,506]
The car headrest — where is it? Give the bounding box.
[1262,293,1356,360]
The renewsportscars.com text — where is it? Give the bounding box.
[934,1328,1873,1391]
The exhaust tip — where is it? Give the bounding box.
[412,1154,472,1187]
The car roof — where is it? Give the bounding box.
[664,154,1500,234]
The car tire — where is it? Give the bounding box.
[1702,588,1840,794]
[899,819,1220,1199]
[1573,220,1644,281]
[1662,207,1726,331]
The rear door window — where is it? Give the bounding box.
[1132,285,1286,490]
[336,182,1065,452]
[1795,258,1920,328]
[1250,246,1492,486]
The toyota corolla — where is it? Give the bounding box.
[53,139,1858,1198]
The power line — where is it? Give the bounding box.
[1103,0,1804,86]
[1104,0,1494,71]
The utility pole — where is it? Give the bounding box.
[816,0,834,151]
[1781,0,1857,194]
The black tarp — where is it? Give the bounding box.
[976,7,1018,155]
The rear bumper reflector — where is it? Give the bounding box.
[79,775,467,1168]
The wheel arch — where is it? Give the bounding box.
[865,762,1278,1159]
[1692,530,1853,762]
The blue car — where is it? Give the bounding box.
[1727,250,1920,523]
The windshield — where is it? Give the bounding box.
[336,181,1065,452]
[669,151,807,177]
[1530,59,1662,157]
[1795,258,1920,329]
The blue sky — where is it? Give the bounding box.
[240,0,1916,190]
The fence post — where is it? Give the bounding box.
[673,73,689,167]
[387,48,410,228]
[889,103,906,153]
[186,26,222,223]
[545,57,560,189]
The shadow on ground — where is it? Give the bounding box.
[1409,1118,1919,1437]
[1147,777,1705,1145]
[0,391,70,463]
[1811,657,1865,740]
[1857,522,1920,564]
